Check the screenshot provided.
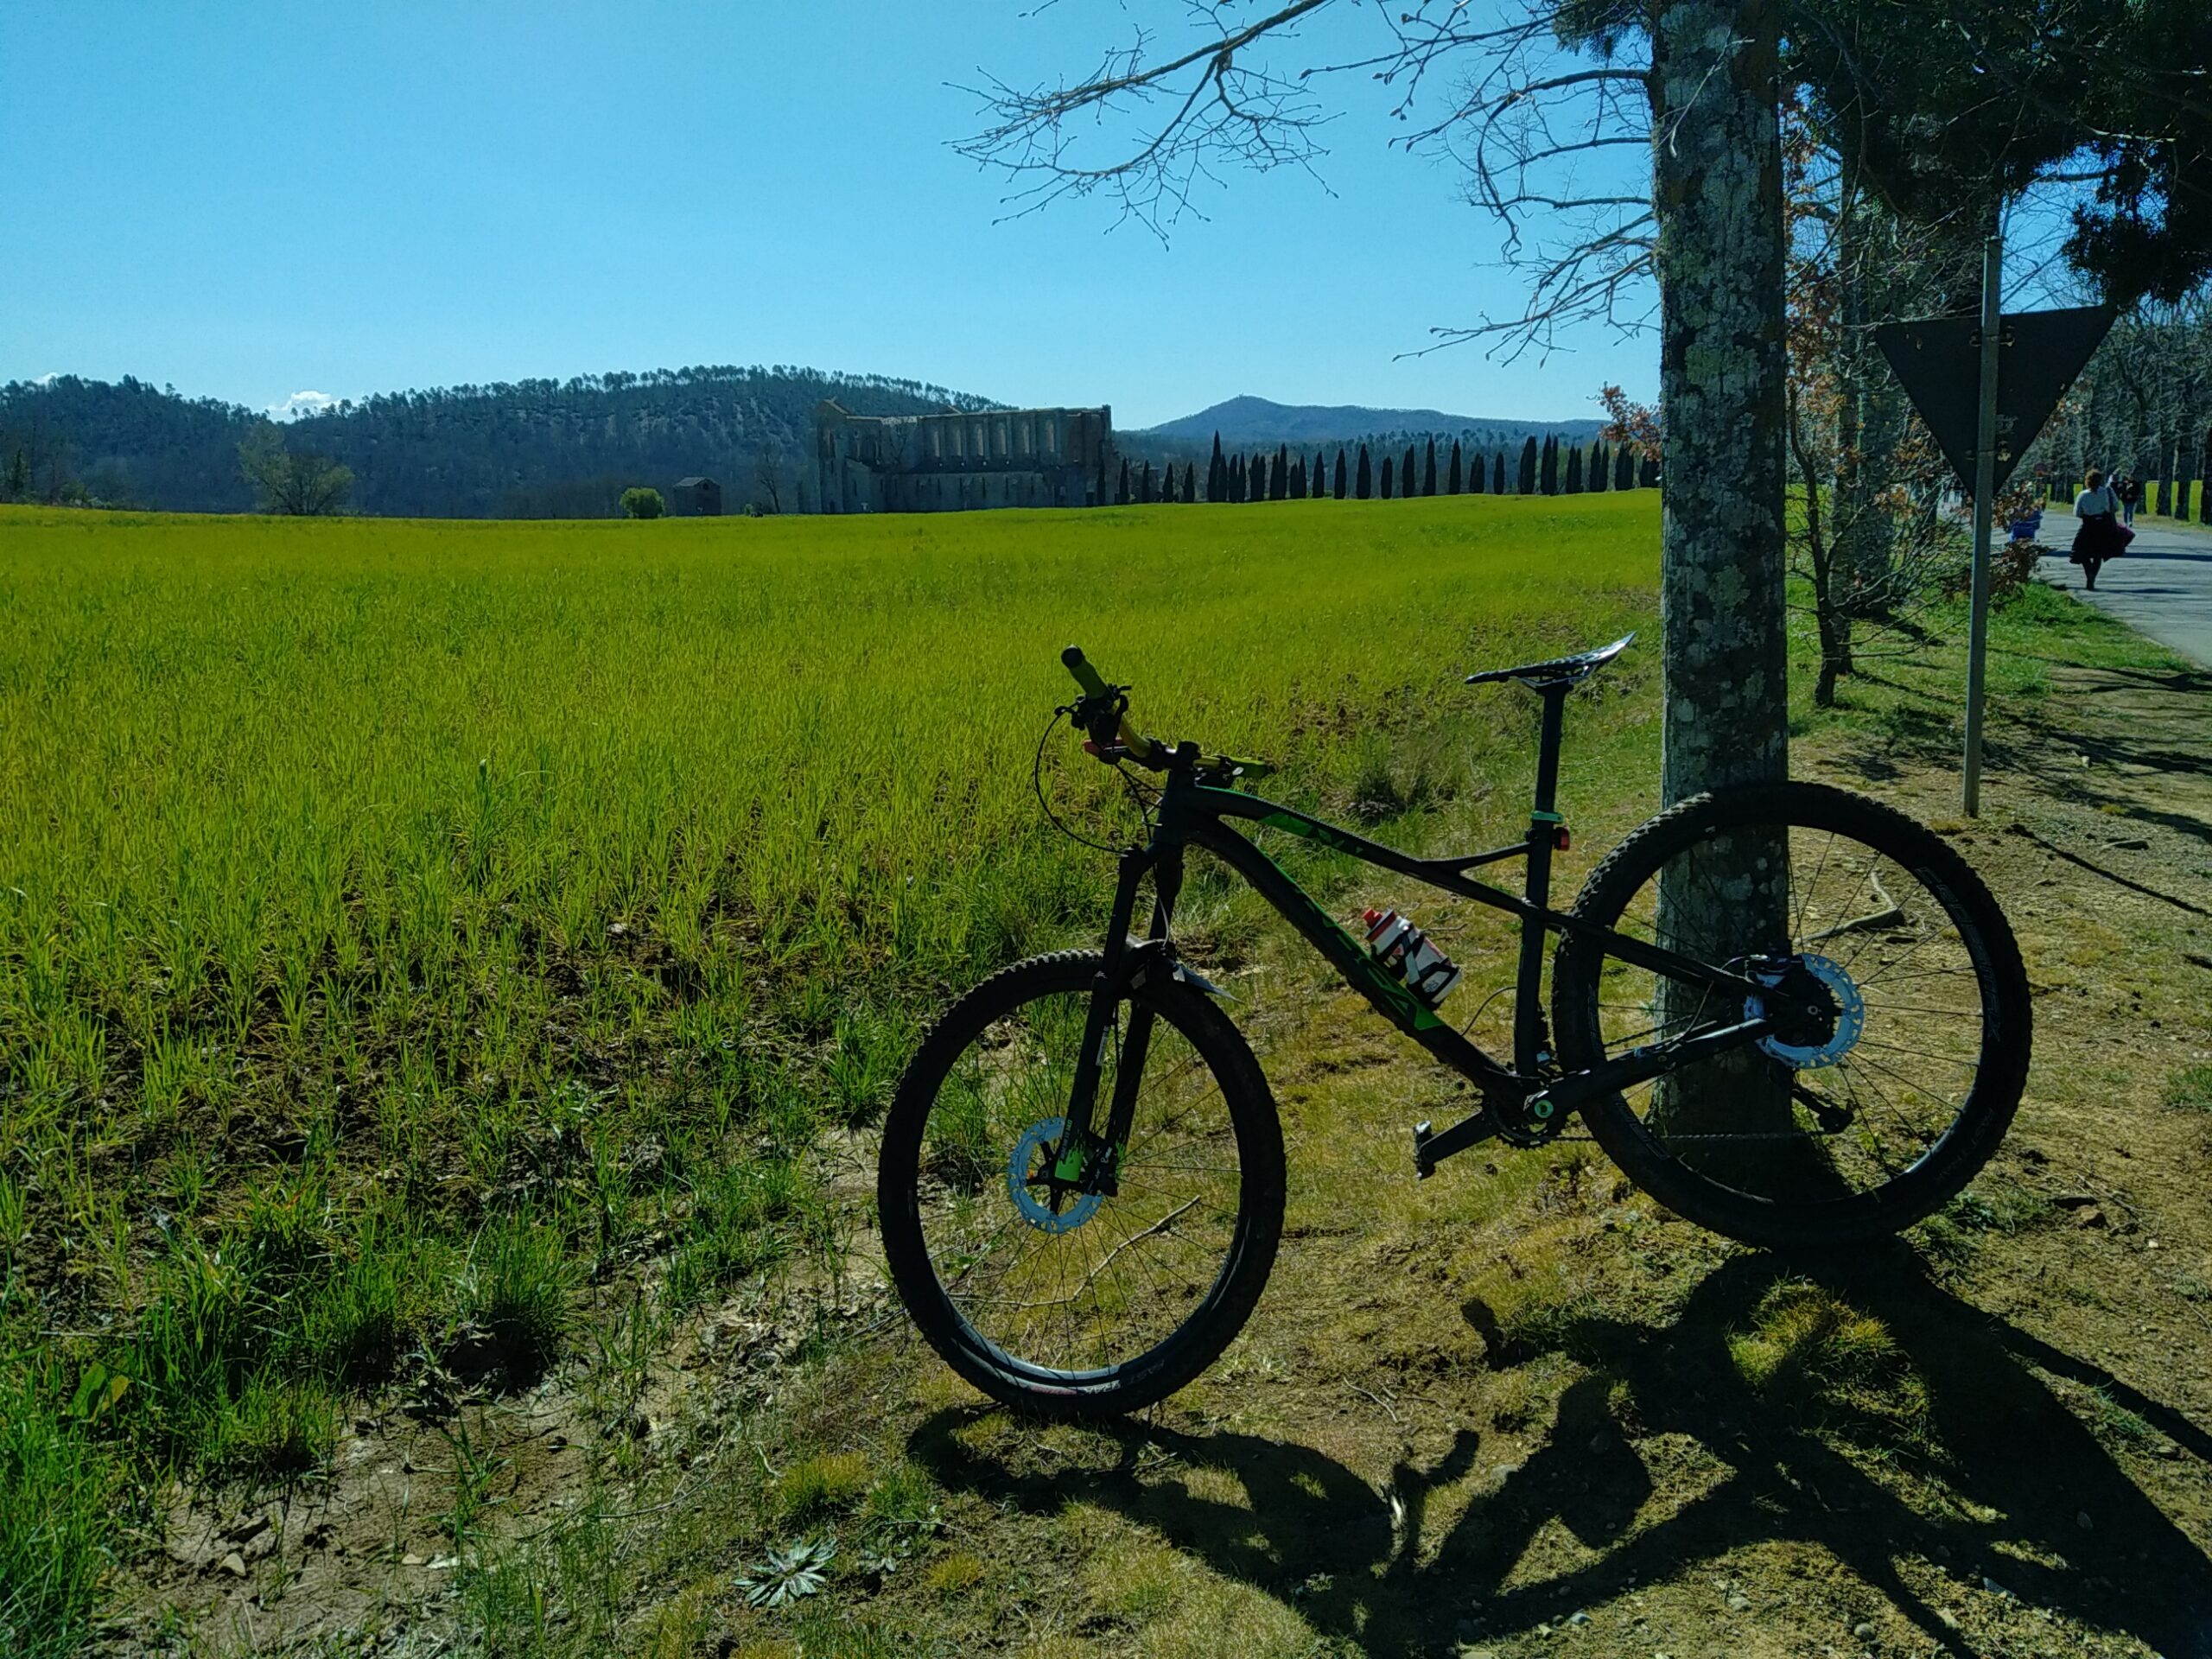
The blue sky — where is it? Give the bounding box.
[2,2,1662,429]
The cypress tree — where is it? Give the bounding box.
[1565,446,1584,493]
[1540,435,1560,495]
[1615,443,1636,491]
[1424,436,1439,496]
[1231,454,1246,503]
[1289,455,1306,499]
[1117,457,1130,505]
[1356,445,1373,499]
[1380,455,1395,499]
[1335,448,1349,499]
[1470,447,1485,493]
[1140,460,1154,503]
[1517,437,1539,496]
[1590,440,1610,493]
[1274,443,1290,501]
[1209,432,1226,502]
[1313,451,1326,498]
[1184,462,1198,504]
[1401,446,1416,499]
[1448,439,1463,495]
[1493,452,1507,494]
[1638,453,1659,489]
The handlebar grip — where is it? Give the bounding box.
[1061,645,1111,700]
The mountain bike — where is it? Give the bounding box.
[877,638,2031,1416]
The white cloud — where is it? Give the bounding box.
[270,390,338,420]
[33,372,56,385]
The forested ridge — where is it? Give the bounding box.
[0,366,1001,517]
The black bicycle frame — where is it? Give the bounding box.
[1058,681,1785,1180]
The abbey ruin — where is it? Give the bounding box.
[813,400,1114,513]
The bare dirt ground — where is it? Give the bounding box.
[108,600,2212,1658]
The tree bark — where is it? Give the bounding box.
[1647,0,1799,1167]
[1652,0,1789,804]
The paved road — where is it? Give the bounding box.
[2038,506,2212,668]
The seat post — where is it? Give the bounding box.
[1529,682,1569,819]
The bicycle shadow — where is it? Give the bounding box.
[909,1248,2212,1655]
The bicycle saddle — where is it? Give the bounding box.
[1464,632,1635,688]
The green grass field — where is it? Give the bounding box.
[0,494,1666,1653]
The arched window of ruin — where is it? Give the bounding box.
[1044,418,1058,456]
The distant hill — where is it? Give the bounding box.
[0,367,1002,517]
[1136,395,1603,448]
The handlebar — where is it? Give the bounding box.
[1061,645,1155,762]
[1059,645,1272,780]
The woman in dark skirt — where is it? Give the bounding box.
[2072,468,2131,589]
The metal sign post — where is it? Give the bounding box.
[1875,289,2115,818]
[1961,237,2003,817]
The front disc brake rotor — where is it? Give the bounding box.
[1746,953,1866,1069]
[1007,1116,1103,1234]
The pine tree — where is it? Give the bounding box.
[1517,437,1538,496]
[1356,445,1372,499]
[1540,435,1560,495]
[1209,432,1226,502]
[1335,448,1349,499]
[1424,436,1438,496]
[1448,440,1463,495]
[1117,457,1130,505]
[1565,446,1584,493]
[2,448,25,504]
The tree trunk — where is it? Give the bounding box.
[1647,0,1798,1166]
[1652,0,1789,803]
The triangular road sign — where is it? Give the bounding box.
[1873,304,2113,493]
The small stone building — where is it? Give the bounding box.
[813,400,1113,513]
[672,476,722,516]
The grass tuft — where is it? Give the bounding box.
[453,1216,575,1387]
[1727,1281,1929,1446]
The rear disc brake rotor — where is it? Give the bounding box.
[1746,953,1866,1069]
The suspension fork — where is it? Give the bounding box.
[1058,843,1181,1195]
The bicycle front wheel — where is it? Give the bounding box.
[1552,782,2031,1249]
[877,950,1283,1417]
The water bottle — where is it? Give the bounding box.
[1361,908,1463,1007]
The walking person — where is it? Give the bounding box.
[2071,468,2131,590]
[2119,472,2140,525]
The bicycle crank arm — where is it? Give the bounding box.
[1412,1109,1500,1178]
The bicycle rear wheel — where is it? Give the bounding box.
[1552,782,2031,1249]
[877,950,1283,1417]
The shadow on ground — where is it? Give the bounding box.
[912,1248,2212,1656]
